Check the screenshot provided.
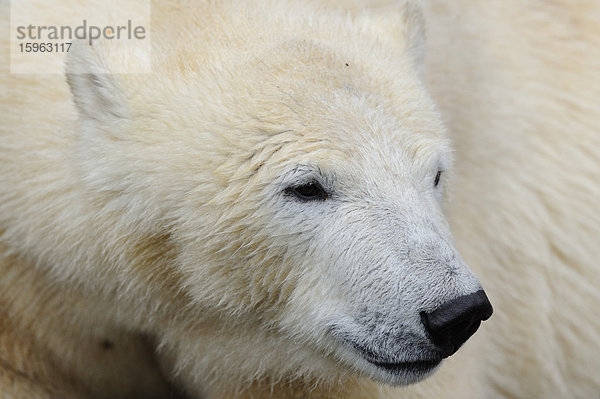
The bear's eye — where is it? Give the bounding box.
[434,170,442,187]
[288,182,328,201]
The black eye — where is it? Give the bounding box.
[434,170,442,187]
[288,182,328,201]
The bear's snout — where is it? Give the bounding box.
[420,290,493,358]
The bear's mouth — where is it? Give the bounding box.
[365,357,441,373]
[350,341,442,374]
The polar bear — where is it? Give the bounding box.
[1,0,492,397]
[1,1,599,399]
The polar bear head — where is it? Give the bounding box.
[65,0,492,392]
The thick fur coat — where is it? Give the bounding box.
[1,1,599,398]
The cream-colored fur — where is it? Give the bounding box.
[1,1,599,399]
[417,1,600,398]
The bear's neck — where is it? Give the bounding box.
[205,377,373,399]
[0,248,176,399]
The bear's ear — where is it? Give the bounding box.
[354,0,426,68]
[65,41,129,123]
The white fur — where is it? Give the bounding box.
[1,0,599,398]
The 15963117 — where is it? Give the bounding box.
[18,42,72,53]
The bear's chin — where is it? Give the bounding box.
[361,358,443,386]
[327,337,444,385]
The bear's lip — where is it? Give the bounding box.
[364,357,442,374]
[344,338,443,374]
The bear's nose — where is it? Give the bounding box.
[420,290,493,358]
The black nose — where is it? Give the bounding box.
[421,290,493,358]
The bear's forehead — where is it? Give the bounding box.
[134,1,435,131]
[126,41,447,178]
[147,1,416,92]
[122,1,449,182]
[131,37,444,146]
